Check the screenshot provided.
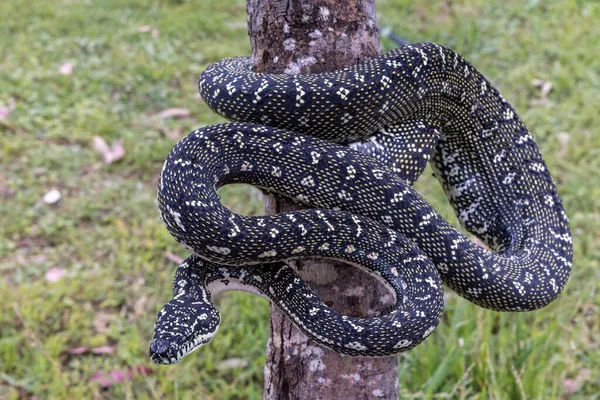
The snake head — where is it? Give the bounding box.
[149,291,220,364]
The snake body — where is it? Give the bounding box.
[150,43,572,364]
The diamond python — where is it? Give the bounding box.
[149,42,573,364]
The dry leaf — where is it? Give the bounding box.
[92,136,110,154]
[32,254,49,265]
[91,370,126,388]
[92,136,125,164]
[93,312,116,334]
[0,175,16,198]
[67,346,90,354]
[59,62,75,76]
[531,79,544,87]
[90,365,153,388]
[108,139,125,162]
[162,126,183,141]
[91,345,115,354]
[563,378,578,394]
[227,21,247,30]
[531,79,553,105]
[43,188,61,204]
[136,25,159,37]
[0,98,16,120]
[45,267,66,283]
[563,368,590,395]
[67,345,114,355]
[557,132,570,158]
[540,81,553,99]
[133,295,148,318]
[153,108,190,120]
[135,365,153,376]
[33,167,47,176]
[217,358,249,371]
[166,252,184,264]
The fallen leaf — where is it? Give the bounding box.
[43,188,61,204]
[134,365,153,376]
[217,358,249,371]
[153,108,190,120]
[67,346,90,354]
[0,98,16,120]
[93,312,116,334]
[59,62,75,76]
[563,368,590,395]
[531,79,544,87]
[91,370,125,388]
[93,136,125,164]
[91,346,115,354]
[92,136,110,155]
[0,119,23,134]
[90,365,153,388]
[227,21,247,30]
[165,252,184,264]
[33,167,47,176]
[66,345,115,355]
[0,175,16,198]
[45,267,66,283]
[108,139,125,162]
[32,254,49,265]
[563,378,578,395]
[557,132,570,158]
[580,369,591,379]
[137,25,160,37]
[133,295,148,318]
[531,79,553,105]
[540,81,553,99]
[162,126,183,141]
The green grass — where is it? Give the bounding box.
[0,0,598,398]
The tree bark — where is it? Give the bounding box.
[246,1,400,399]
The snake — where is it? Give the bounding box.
[149,42,572,364]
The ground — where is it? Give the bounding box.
[0,0,598,399]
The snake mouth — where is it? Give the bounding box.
[149,331,216,364]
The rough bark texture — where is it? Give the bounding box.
[246,1,400,399]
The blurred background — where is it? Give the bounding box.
[0,0,598,398]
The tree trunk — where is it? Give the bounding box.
[246,1,400,399]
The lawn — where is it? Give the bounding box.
[0,0,598,398]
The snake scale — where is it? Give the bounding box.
[149,42,572,364]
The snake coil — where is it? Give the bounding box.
[149,43,572,364]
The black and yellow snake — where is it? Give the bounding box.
[149,43,572,364]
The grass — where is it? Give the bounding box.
[0,0,598,398]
